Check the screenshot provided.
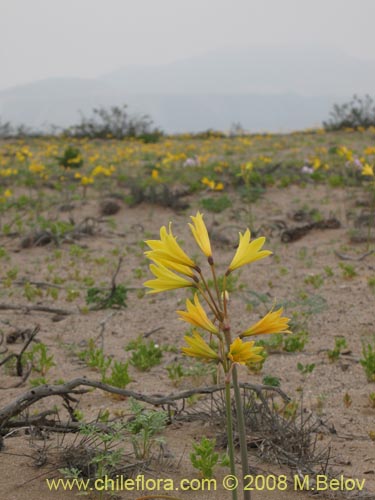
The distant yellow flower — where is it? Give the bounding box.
[240,307,291,337]
[188,211,212,258]
[182,331,219,361]
[201,177,215,190]
[151,169,159,180]
[362,164,374,177]
[228,338,263,364]
[177,293,218,334]
[4,189,12,198]
[29,163,46,174]
[145,223,196,269]
[241,161,253,173]
[313,158,321,170]
[81,176,94,186]
[227,229,272,274]
[144,263,195,294]
[92,165,113,177]
[214,182,224,191]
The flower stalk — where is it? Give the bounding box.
[143,211,291,500]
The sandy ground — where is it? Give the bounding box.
[1,184,375,500]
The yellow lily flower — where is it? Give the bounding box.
[227,229,272,274]
[144,263,195,294]
[145,223,196,269]
[182,331,219,361]
[188,211,212,258]
[240,307,291,337]
[228,338,263,364]
[362,164,374,177]
[177,293,218,334]
[145,252,196,278]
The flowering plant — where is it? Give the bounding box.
[144,212,290,500]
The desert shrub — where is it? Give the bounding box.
[65,104,163,140]
[323,94,375,131]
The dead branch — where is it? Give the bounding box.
[0,304,74,315]
[0,377,289,428]
[334,250,375,261]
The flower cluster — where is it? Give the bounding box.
[144,212,290,368]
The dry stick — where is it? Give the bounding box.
[0,325,40,375]
[334,250,375,261]
[94,311,117,350]
[0,304,74,315]
[0,378,289,427]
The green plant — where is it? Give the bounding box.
[324,266,334,277]
[78,339,112,380]
[339,262,357,279]
[283,330,308,352]
[343,392,352,408]
[327,337,347,362]
[125,398,167,459]
[200,195,232,213]
[143,211,291,500]
[166,362,185,386]
[368,277,375,293]
[190,437,224,479]
[304,274,324,289]
[56,146,83,169]
[262,375,280,387]
[297,362,315,375]
[369,392,375,408]
[360,340,375,382]
[323,94,375,131]
[86,284,128,309]
[24,343,55,376]
[104,361,132,389]
[125,336,163,371]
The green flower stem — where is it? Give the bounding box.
[210,263,223,311]
[232,365,251,500]
[225,379,238,500]
[197,270,223,320]
[197,284,222,322]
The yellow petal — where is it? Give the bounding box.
[241,307,291,337]
[227,229,272,273]
[188,211,212,258]
[144,263,194,294]
[182,331,219,361]
[228,338,263,365]
[145,223,195,268]
[177,293,218,334]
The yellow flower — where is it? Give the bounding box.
[144,263,195,294]
[201,177,215,189]
[4,189,12,198]
[151,169,159,180]
[188,211,212,258]
[240,307,291,337]
[214,182,224,191]
[362,164,374,177]
[228,338,263,364]
[145,223,196,269]
[81,176,94,186]
[227,229,272,274]
[145,252,196,278]
[182,331,219,361]
[29,163,46,174]
[177,293,218,334]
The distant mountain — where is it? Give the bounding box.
[99,45,375,96]
[1,45,374,133]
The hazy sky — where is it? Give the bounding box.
[1,0,375,90]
